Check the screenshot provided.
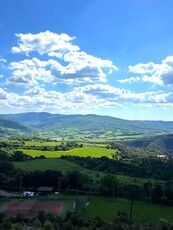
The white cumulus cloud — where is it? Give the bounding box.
[1,84,173,113]
[24,86,46,96]
[128,56,173,86]
[0,59,7,63]
[117,76,140,83]
[73,84,171,105]
[5,58,54,87]
[9,31,118,84]
[12,31,79,55]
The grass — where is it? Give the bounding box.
[12,159,161,186]
[19,147,117,158]
[23,140,62,147]
[23,140,108,148]
[83,197,173,224]
[13,159,83,172]
[91,134,147,142]
[13,158,105,180]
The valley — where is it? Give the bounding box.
[1,113,173,229]
[1,112,173,144]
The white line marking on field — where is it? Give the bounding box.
[59,202,63,216]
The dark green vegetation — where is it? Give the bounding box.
[126,133,173,155]
[1,112,173,141]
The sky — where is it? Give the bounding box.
[0,0,173,120]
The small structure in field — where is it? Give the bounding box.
[157,154,168,159]
[38,187,54,196]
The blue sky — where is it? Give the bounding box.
[1,0,173,120]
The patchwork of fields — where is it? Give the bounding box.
[1,139,172,224]
[12,140,163,186]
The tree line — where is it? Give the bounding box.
[61,155,173,181]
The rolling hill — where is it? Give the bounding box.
[0,112,173,139]
[0,117,31,135]
[125,133,173,155]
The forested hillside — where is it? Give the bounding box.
[0,117,31,135]
[125,134,173,155]
[0,113,173,139]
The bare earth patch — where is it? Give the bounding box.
[5,201,63,216]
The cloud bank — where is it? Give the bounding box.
[0,31,173,114]
[128,56,173,86]
[9,31,117,85]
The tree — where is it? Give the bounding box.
[66,170,90,190]
[0,161,15,175]
[0,221,12,230]
[44,220,55,230]
[101,174,119,197]
[38,211,46,224]
[153,182,163,200]
[126,184,141,220]
[10,151,31,161]
[0,150,10,161]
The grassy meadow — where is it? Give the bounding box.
[83,197,173,224]
[23,140,62,147]
[13,158,161,186]
[13,158,83,172]
[19,147,117,158]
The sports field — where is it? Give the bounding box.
[83,197,173,224]
[5,201,63,216]
[1,195,173,224]
[0,195,88,218]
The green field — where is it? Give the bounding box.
[23,140,62,147]
[13,159,83,172]
[92,134,146,142]
[13,159,102,179]
[13,158,161,186]
[1,195,172,224]
[83,197,173,224]
[19,147,117,158]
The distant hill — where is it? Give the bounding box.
[0,112,173,138]
[1,112,55,127]
[125,134,173,155]
[0,117,31,136]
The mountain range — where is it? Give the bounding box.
[0,112,173,137]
